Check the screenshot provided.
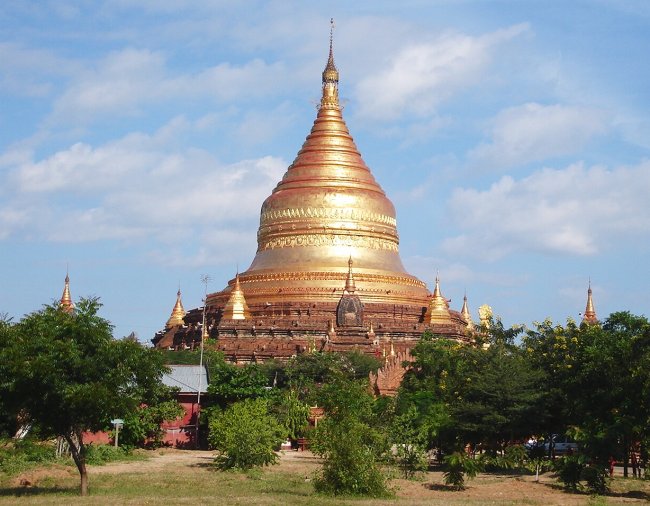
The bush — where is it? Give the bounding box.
[0,439,57,476]
[555,454,584,491]
[208,398,284,470]
[554,454,608,493]
[85,444,133,465]
[120,401,185,449]
[390,406,428,479]
[443,451,482,490]
[312,416,391,497]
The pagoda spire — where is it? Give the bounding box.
[222,273,251,320]
[166,287,186,328]
[321,18,339,108]
[344,256,356,293]
[582,280,598,325]
[428,274,451,324]
[60,271,74,313]
[461,292,474,330]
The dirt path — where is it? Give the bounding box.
[87,449,215,474]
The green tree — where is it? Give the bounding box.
[120,400,185,448]
[207,360,271,408]
[1,299,170,496]
[0,315,17,437]
[310,377,391,497]
[208,398,284,470]
[274,389,310,440]
[389,405,429,478]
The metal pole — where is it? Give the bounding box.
[196,274,210,449]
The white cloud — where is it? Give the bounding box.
[468,103,608,170]
[0,119,286,250]
[0,42,78,97]
[442,160,650,259]
[50,48,288,124]
[355,23,529,120]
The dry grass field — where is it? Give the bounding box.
[1,449,649,505]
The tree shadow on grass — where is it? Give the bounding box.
[0,485,76,497]
[425,483,466,492]
[538,481,650,501]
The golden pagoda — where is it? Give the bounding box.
[166,288,186,328]
[221,274,251,320]
[153,23,471,358]
[582,281,598,325]
[60,272,74,313]
[428,276,451,324]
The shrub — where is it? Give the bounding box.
[85,444,133,465]
[554,454,585,491]
[120,401,185,449]
[0,439,57,476]
[208,398,284,470]
[390,406,428,479]
[443,451,482,490]
[312,416,391,497]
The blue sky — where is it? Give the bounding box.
[1,1,649,341]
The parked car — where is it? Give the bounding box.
[545,434,578,455]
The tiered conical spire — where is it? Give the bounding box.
[166,288,186,328]
[222,274,251,320]
[231,21,428,309]
[321,18,339,108]
[582,280,598,325]
[60,272,74,313]
[428,275,451,324]
[344,256,356,293]
[460,293,474,330]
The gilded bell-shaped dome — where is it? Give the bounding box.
[211,30,428,309]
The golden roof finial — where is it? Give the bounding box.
[222,273,251,320]
[428,273,451,324]
[389,338,396,357]
[60,270,74,313]
[582,279,598,325]
[321,18,339,108]
[166,287,186,328]
[345,256,356,293]
[461,292,474,330]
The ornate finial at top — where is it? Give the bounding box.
[582,279,598,325]
[60,271,74,313]
[321,18,339,107]
[345,256,356,293]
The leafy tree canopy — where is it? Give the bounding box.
[1,298,172,495]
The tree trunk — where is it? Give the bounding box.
[65,431,89,496]
[623,434,629,478]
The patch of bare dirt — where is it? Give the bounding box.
[87,449,215,474]
[11,464,76,489]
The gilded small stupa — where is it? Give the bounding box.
[153,22,472,358]
[166,288,186,328]
[60,272,74,313]
[221,274,251,320]
[582,281,598,325]
[428,276,451,324]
